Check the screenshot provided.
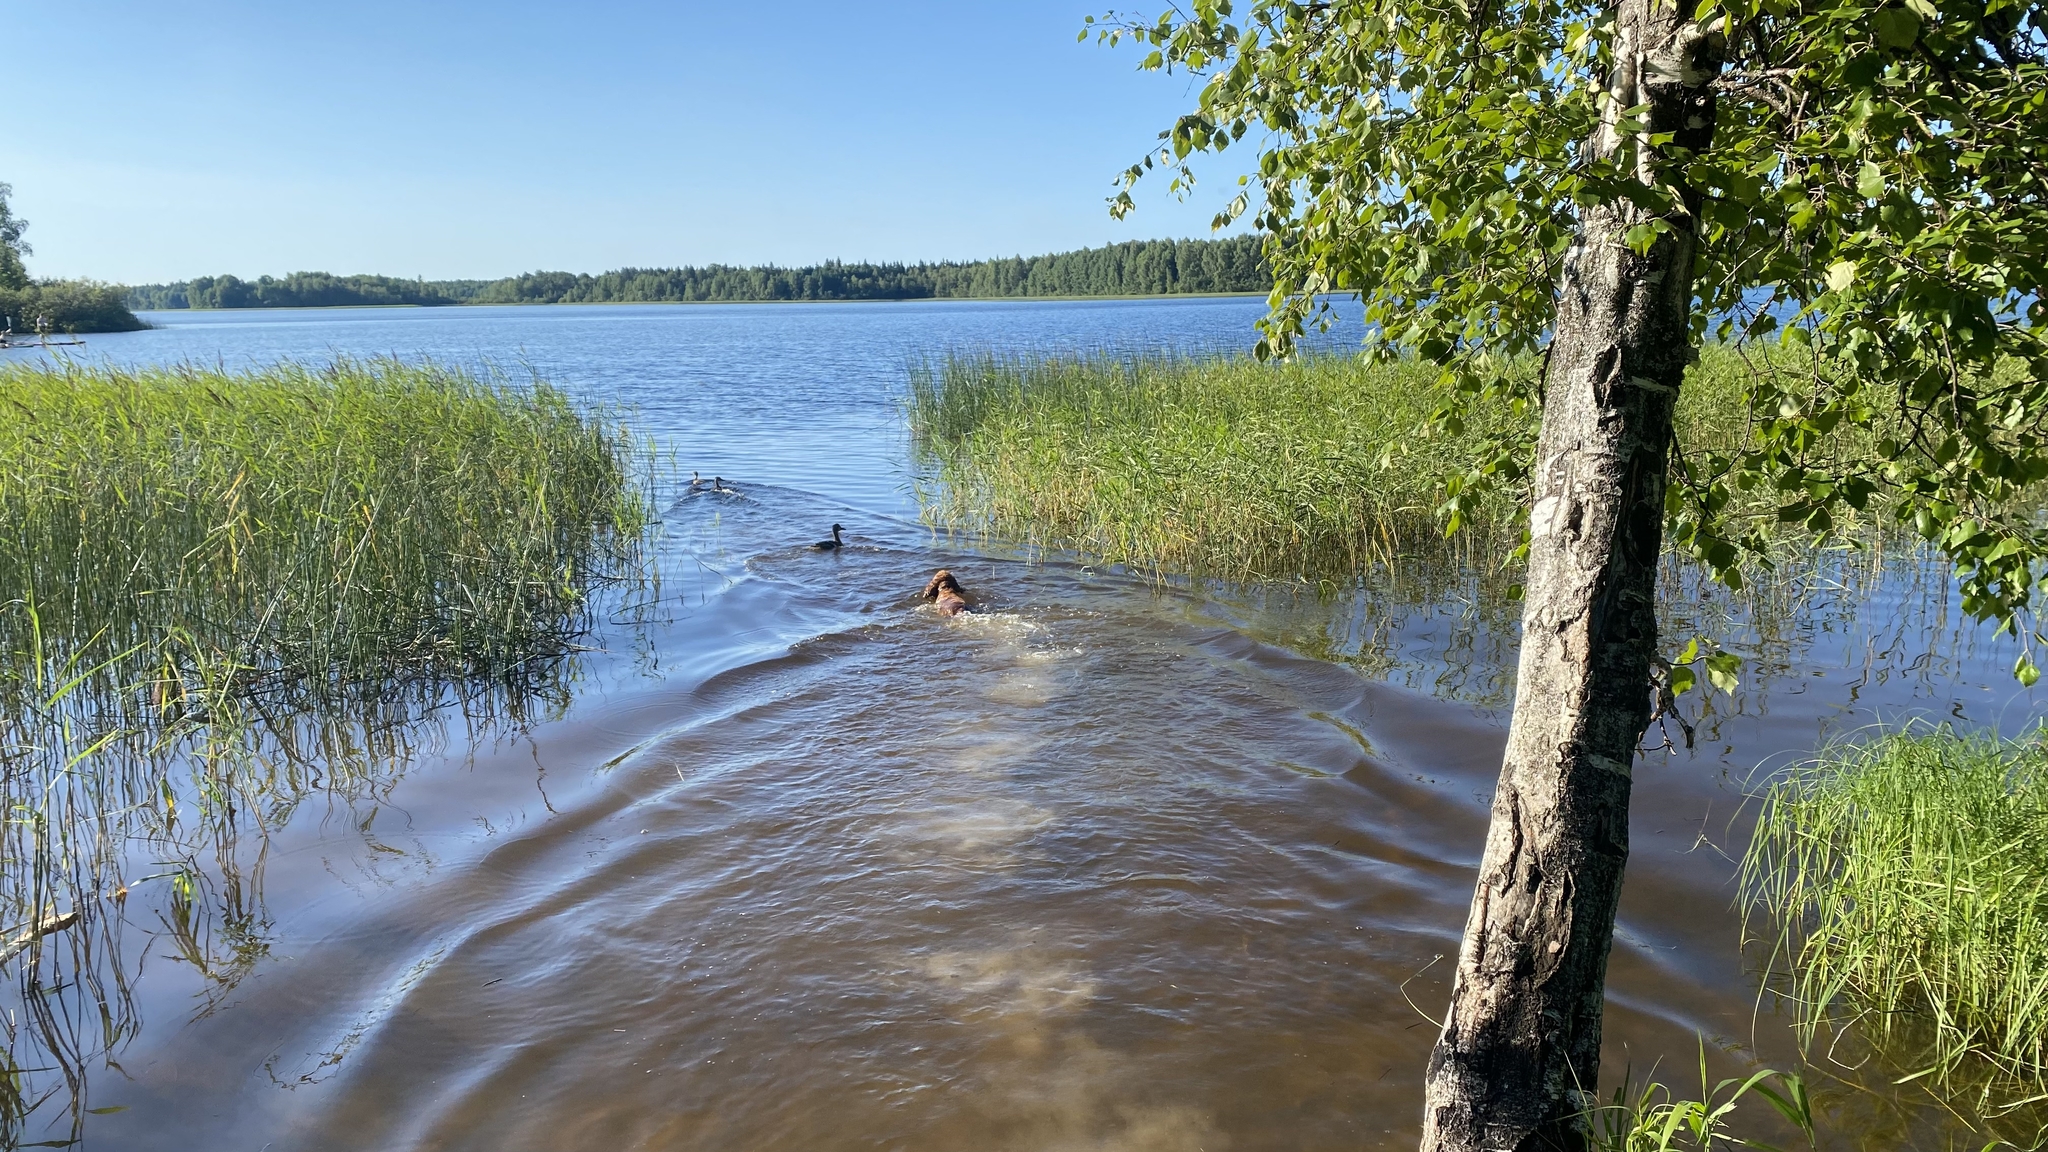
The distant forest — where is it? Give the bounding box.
[126,236,1269,310]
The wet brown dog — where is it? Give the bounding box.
[921,569,971,617]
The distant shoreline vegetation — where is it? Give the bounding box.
[126,236,1269,310]
[0,181,146,334]
[2,280,146,334]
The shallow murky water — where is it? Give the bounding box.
[56,488,2028,1152]
[6,303,2043,1149]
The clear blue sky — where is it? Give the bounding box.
[9,1,1247,284]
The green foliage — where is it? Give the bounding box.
[126,236,1271,310]
[0,181,145,333]
[1588,1054,1815,1152]
[907,345,1891,584]
[0,279,146,334]
[1094,0,2047,674]
[1745,726,2048,1099]
[0,357,651,697]
[0,182,27,292]
[125,271,484,309]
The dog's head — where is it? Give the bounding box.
[922,569,962,601]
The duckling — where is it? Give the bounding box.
[689,470,706,490]
[812,523,846,551]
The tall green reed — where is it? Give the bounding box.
[0,356,650,696]
[0,356,655,1144]
[905,345,1895,586]
[1744,726,2048,1104]
[908,351,1522,582]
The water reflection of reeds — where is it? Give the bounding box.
[0,657,621,1143]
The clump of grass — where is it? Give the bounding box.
[908,351,1532,582]
[1588,1054,1815,1152]
[1743,725,2048,1099]
[0,356,651,701]
[906,345,1864,584]
[0,357,654,1143]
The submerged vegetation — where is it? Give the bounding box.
[124,235,1270,309]
[0,357,653,1140]
[1588,1056,1814,1152]
[1745,727,2048,1105]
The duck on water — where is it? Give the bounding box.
[813,524,845,551]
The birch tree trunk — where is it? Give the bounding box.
[1419,4,1724,1149]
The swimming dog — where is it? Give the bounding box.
[921,569,971,616]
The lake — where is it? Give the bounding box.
[60,297,1332,517]
[1,299,2035,1150]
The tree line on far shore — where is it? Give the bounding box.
[124,236,1270,310]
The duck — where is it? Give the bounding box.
[812,523,846,551]
[712,476,735,494]
[689,470,706,490]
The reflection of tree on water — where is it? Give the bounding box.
[0,630,606,1148]
[1220,539,2046,1145]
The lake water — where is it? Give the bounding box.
[2,300,2037,1150]
[57,297,1331,517]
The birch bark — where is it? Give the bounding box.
[1419,5,1724,1148]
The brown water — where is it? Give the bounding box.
[42,483,2030,1152]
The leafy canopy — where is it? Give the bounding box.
[0,182,29,292]
[1093,0,2048,678]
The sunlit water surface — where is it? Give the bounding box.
[4,301,2039,1150]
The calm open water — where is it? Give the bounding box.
[53,297,1341,517]
[3,300,2039,1150]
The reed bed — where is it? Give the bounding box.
[1743,726,2048,1101]
[907,346,1851,584]
[0,356,650,698]
[0,356,653,1141]
[908,352,1520,581]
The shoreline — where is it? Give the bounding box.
[131,290,1276,314]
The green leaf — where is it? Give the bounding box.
[1825,260,1857,291]
[1705,652,1742,695]
[1668,665,1697,696]
[1873,7,1921,47]
[1857,161,1885,200]
[2018,656,2042,687]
